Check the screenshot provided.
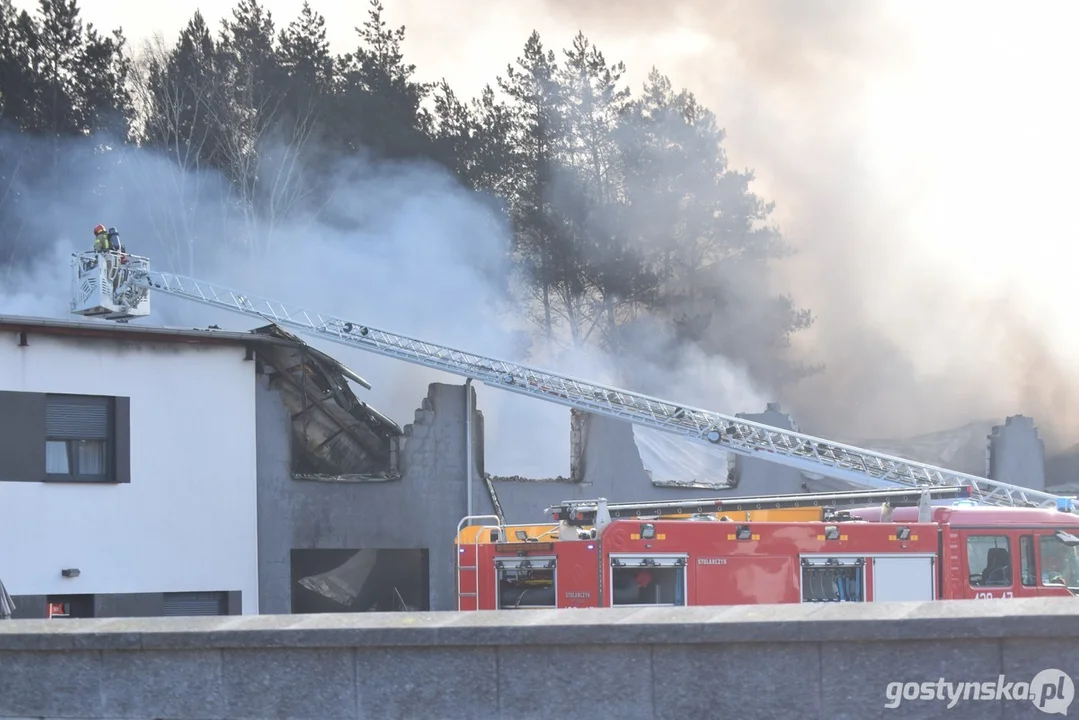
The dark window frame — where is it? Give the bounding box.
[1037,533,1079,589]
[44,394,116,484]
[1020,534,1037,586]
[966,533,1013,587]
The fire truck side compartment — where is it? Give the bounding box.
[470,519,945,608]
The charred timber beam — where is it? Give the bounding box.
[258,350,389,462]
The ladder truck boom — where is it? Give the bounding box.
[550,485,972,525]
[69,250,1074,511]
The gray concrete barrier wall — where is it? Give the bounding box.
[1,598,1078,719]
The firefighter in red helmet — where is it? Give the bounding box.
[93,224,109,253]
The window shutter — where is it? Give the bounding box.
[46,397,110,439]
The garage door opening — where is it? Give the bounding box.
[290,548,429,613]
[46,594,95,618]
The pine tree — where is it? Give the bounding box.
[0,0,39,129]
[497,31,583,344]
[332,0,433,160]
[555,32,637,349]
[278,1,332,100]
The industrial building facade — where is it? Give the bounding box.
[0,314,1061,618]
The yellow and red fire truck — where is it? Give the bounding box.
[454,486,1079,610]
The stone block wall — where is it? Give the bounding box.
[0,598,1076,719]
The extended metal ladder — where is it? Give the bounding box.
[90,256,1073,510]
[550,485,971,525]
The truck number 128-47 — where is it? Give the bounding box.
[974,591,1014,599]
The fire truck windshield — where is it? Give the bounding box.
[1039,533,1079,590]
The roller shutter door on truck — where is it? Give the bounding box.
[162,592,227,616]
[871,556,936,601]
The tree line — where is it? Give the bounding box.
[0,0,818,391]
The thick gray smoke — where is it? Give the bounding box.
[0,128,766,478]
[389,0,1079,450]
[13,0,1077,482]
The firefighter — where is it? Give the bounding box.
[93,224,110,253]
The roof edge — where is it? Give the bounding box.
[0,313,291,348]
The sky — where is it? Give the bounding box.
[12,0,1079,453]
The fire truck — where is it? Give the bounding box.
[453,486,1079,610]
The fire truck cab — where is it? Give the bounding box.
[454,487,1079,610]
[855,503,1079,601]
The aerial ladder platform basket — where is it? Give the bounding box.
[70,251,151,321]
[67,248,1078,512]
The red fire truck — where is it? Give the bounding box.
[454,486,1079,610]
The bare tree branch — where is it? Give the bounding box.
[124,34,220,273]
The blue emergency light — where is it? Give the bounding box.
[950,485,978,505]
[1057,497,1076,513]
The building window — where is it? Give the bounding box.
[45,394,113,482]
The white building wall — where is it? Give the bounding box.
[0,334,259,613]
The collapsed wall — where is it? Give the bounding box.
[492,403,1059,518]
[847,420,998,478]
[256,380,495,613]
[256,364,1057,613]
[851,414,1052,491]
[987,415,1046,492]
[490,402,855,522]
[254,374,822,613]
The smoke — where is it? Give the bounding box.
[0,126,764,478]
[20,0,1078,482]
[384,0,1079,450]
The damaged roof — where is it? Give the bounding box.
[0,313,403,447]
[250,325,402,480]
[248,323,373,390]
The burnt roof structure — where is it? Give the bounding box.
[0,314,402,481]
[248,323,401,481]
